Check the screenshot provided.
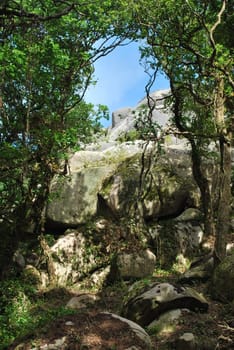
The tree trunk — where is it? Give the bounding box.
[213,77,232,264]
[214,141,232,264]
[190,140,216,238]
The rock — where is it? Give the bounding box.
[123,282,208,326]
[99,145,197,221]
[110,89,172,142]
[175,208,202,222]
[149,219,203,269]
[179,255,214,283]
[102,312,152,349]
[147,309,188,336]
[211,250,234,302]
[46,122,197,230]
[89,266,111,287]
[49,229,98,285]
[32,336,66,349]
[13,250,25,269]
[112,106,134,127]
[23,265,48,288]
[46,164,114,227]
[66,293,100,309]
[111,249,156,280]
[179,264,213,283]
[175,332,196,350]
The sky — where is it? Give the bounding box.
[85,41,169,127]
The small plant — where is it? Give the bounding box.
[117,129,142,143]
[0,274,76,349]
[146,323,162,335]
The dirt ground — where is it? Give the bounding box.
[9,278,234,350]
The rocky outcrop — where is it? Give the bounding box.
[179,254,214,283]
[50,230,90,284]
[47,163,114,227]
[46,141,197,229]
[110,89,172,141]
[148,209,204,269]
[46,89,198,231]
[123,282,208,326]
[42,90,205,287]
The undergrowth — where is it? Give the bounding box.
[0,272,76,349]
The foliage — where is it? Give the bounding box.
[123,0,233,262]
[117,129,142,143]
[0,273,76,349]
[0,0,128,276]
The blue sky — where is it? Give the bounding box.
[85,42,169,127]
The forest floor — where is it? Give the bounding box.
[9,273,234,350]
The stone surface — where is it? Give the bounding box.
[99,145,197,221]
[110,89,172,142]
[49,229,97,285]
[23,265,48,289]
[46,165,114,227]
[102,312,152,349]
[123,282,208,326]
[66,293,100,309]
[46,89,198,230]
[112,249,156,280]
[148,218,204,269]
[13,251,25,269]
[175,332,196,350]
[179,256,214,283]
[147,309,189,336]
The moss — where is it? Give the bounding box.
[151,220,179,269]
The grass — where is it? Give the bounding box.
[0,274,77,349]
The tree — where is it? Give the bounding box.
[127,0,233,263]
[0,0,128,277]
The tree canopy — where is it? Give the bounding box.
[126,0,233,262]
[0,0,233,275]
[0,0,130,275]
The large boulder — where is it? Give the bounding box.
[148,209,204,269]
[110,89,172,142]
[46,141,198,229]
[99,145,198,221]
[46,143,145,228]
[123,282,208,326]
[46,89,199,230]
[46,163,114,227]
[211,249,234,302]
[49,229,101,285]
[110,249,156,280]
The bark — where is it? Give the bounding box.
[171,85,216,238]
[190,140,216,238]
[213,78,232,264]
[214,140,232,264]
